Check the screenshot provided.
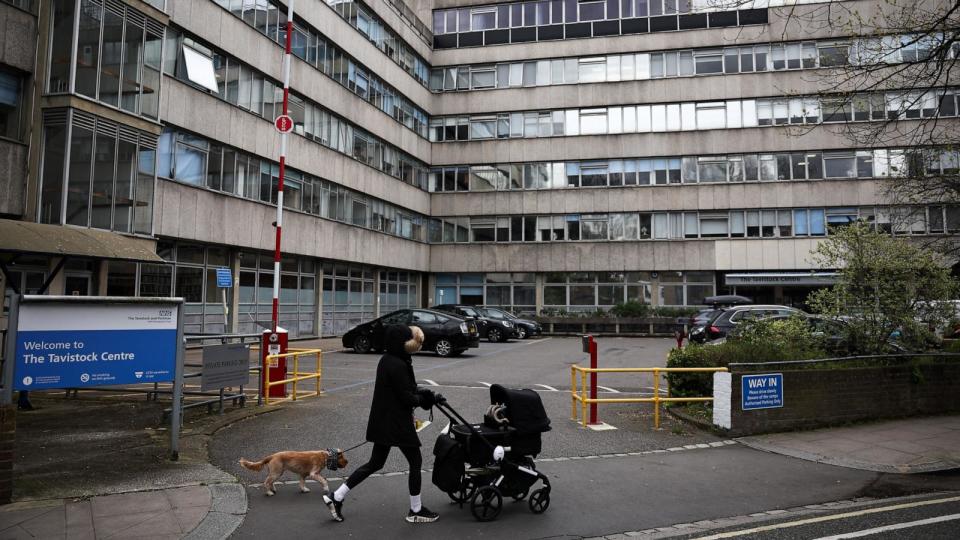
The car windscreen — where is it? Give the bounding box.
[481,308,506,319]
[460,307,480,317]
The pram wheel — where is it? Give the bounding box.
[528,487,550,514]
[447,482,475,504]
[470,485,503,521]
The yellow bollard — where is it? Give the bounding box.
[292,355,298,401]
[581,369,587,427]
[653,368,661,429]
[316,351,322,395]
[571,366,577,421]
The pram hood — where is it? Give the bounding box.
[489,384,551,434]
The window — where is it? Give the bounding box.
[579,57,606,83]
[695,102,726,130]
[40,109,156,234]
[0,70,23,139]
[471,8,496,29]
[579,108,607,135]
[694,50,724,74]
[580,214,608,240]
[823,152,856,178]
[183,45,220,93]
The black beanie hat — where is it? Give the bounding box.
[384,324,414,356]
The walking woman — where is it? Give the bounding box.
[324,324,442,523]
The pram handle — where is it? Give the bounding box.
[433,400,498,453]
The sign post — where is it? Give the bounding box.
[4,295,185,459]
[216,267,232,329]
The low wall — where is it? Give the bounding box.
[536,317,686,337]
[713,362,960,437]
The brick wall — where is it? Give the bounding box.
[721,363,960,437]
[0,405,14,504]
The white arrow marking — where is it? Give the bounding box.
[422,379,439,386]
[478,381,493,387]
[534,384,558,392]
[597,385,620,393]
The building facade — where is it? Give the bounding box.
[1,0,957,336]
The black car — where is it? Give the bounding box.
[432,304,515,343]
[689,305,805,344]
[342,309,480,357]
[478,307,542,339]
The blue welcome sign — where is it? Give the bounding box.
[13,299,180,391]
[741,373,784,410]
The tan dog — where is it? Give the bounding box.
[406,325,425,353]
[239,450,347,496]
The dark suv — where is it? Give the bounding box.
[432,304,515,343]
[342,309,480,357]
[689,305,805,344]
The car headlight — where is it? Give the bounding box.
[501,320,512,327]
[459,322,468,333]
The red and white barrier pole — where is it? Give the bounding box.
[271,0,295,333]
[589,336,598,425]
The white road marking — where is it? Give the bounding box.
[534,384,558,392]
[597,385,620,393]
[421,379,439,386]
[693,495,960,539]
[478,381,493,387]
[812,513,960,539]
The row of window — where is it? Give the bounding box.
[164,32,430,191]
[211,0,429,88]
[322,0,431,86]
[429,33,959,92]
[429,89,960,142]
[432,0,771,48]
[47,0,164,120]
[191,10,429,139]
[38,109,156,234]
[428,147,956,192]
[156,128,428,242]
[428,206,960,244]
[434,0,818,34]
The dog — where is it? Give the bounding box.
[239,450,347,496]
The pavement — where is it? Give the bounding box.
[0,484,246,540]
[6,336,960,539]
[738,415,960,474]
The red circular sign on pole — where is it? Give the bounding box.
[274,115,293,134]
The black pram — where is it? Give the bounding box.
[431,384,552,521]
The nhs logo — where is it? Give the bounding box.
[741,373,784,411]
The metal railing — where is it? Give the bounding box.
[570,366,728,429]
[264,348,323,405]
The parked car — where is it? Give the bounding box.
[342,309,480,357]
[707,314,908,354]
[689,308,723,328]
[689,305,806,344]
[432,304,515,343]
[478,307,542,339]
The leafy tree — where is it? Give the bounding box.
[807,222,958,352]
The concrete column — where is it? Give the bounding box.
[425,274,436,307]
[534,273,544,315]
[230,251,241,333]
[96,261,109,296]
[316,264,324,338]
[46,257,65,296]
[373,269,381,318]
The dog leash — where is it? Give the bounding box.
[341,441,369,453]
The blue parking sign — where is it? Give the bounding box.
[216,268,233,288]
[741,373,783,410]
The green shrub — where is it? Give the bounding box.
[610,301,650,318]
[667,318,828,397]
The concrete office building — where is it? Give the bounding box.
[1,0,957,337]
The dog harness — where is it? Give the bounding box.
[325,449,344,471]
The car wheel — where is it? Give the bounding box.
[487,328,502,343]
[354,335,372,354]
[516,327,528,339]
[435,339,454,357]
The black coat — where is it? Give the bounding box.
[364,326,427,447]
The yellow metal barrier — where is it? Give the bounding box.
[264,348,323,405]
[570,366,728,429]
